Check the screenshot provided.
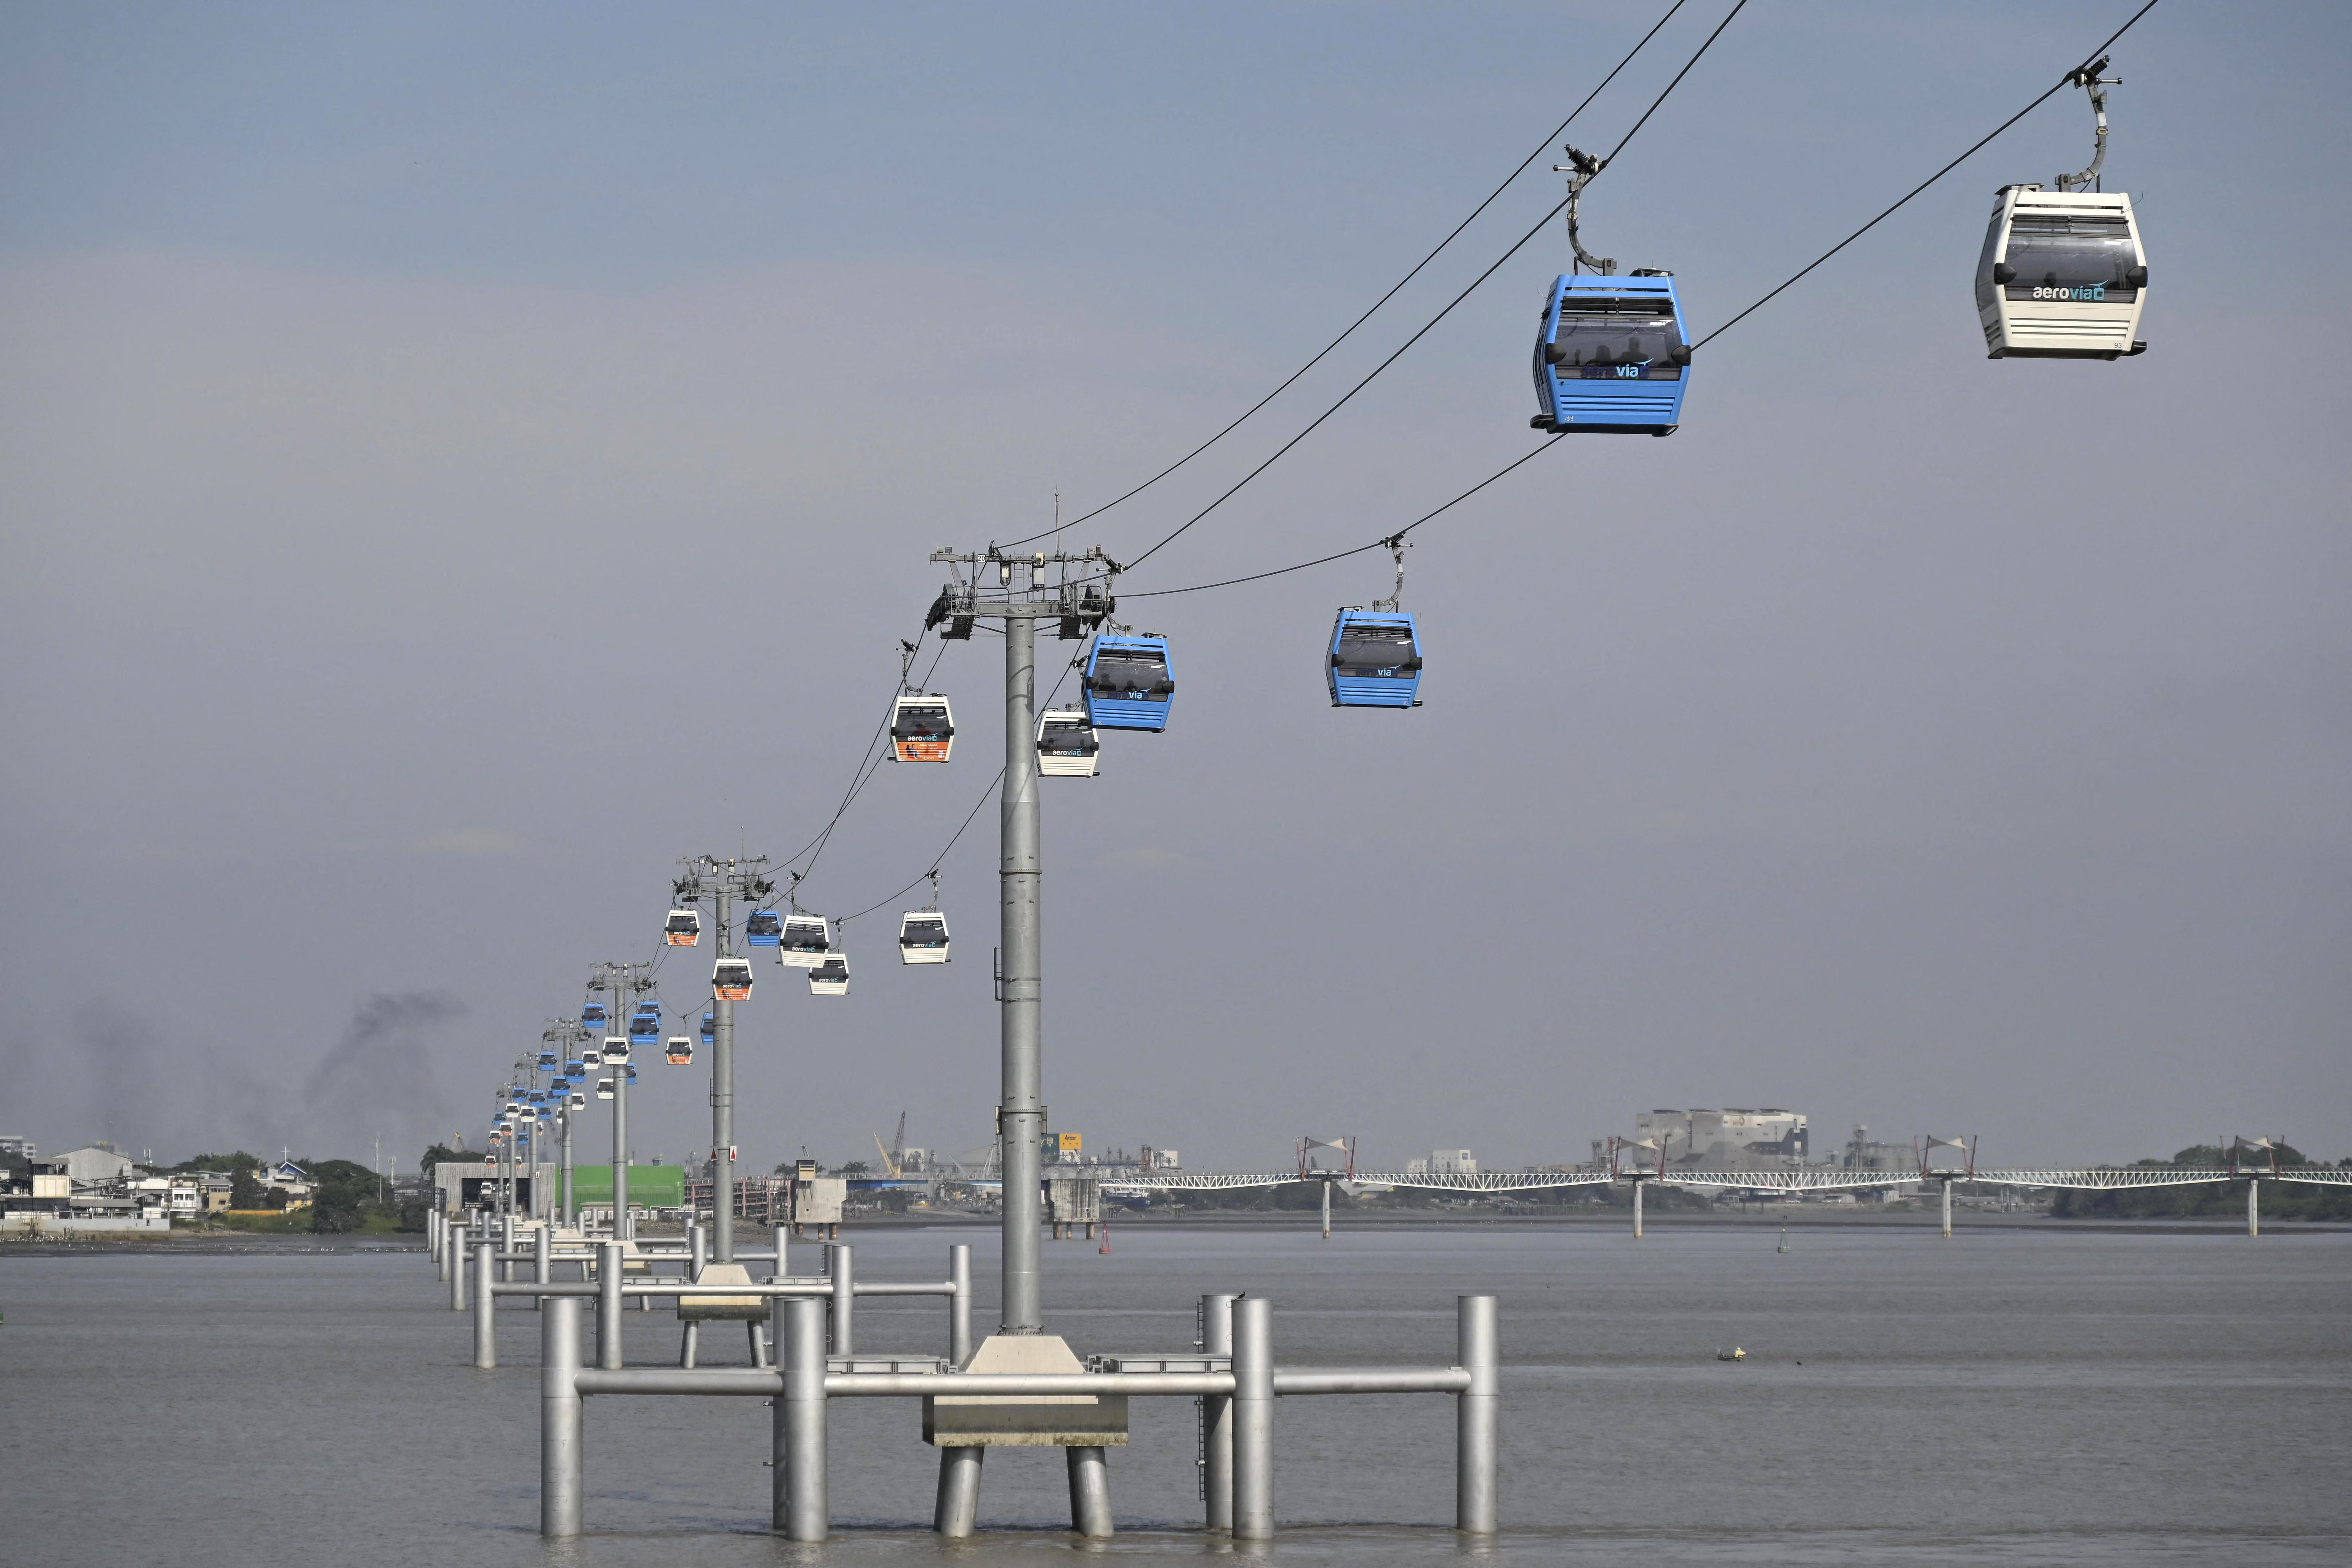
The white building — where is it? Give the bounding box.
[1404,1149,1478,1177]
[58,1145,138,1186]
[1634,1109,1809,1170]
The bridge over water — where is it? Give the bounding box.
[1101,1164,2352,1239]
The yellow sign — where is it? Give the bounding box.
[1057,1132,1082,1152]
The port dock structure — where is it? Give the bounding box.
[535,1290,1497,1542]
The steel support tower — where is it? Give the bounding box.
[925,545,1113,1333]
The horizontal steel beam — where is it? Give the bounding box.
[570,1363,1473,1399]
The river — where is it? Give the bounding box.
[2,1220,2345,1564]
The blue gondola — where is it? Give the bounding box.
[536,1050,559,1071]
[628,1004,661,1051]
[581,1001,608,1030]
[746,909,782,947]
[565,1057,586,1076]
[1530,273,1689,436]
[1328,611,1422,708]
[1083,635,1175,732]
[699,1010,716,1048]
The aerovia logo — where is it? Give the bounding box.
[2032,284,2109,301]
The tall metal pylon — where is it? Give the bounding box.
[586,960,656,1240]
[673,854,775,1263]
[925,543,1114,1333]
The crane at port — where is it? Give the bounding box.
[870,1112,910,1177]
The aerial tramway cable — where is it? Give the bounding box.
[995,0,1698,553]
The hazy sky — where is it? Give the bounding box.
[4,1,2346,1174]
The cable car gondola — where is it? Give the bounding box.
[1527,145,1688,436]
[1975,60,2146,361]
[713,958,756,1001]
[1328,611,1422,707]
[808,953,849,995]
[1036,707,1101,777]
[603,1034,631,1063]
[778,914,832,968]
[536,1050,559,1071]
[580,1001,608,1030]
[596,1078,615,1100]
[581,1044,603,1067]
[664,908,702,947]
[1083,635,1175,731]
[890,694,954,763]
[746,909,783,947]
[628,1005,661,1050]
[1531,273,1688,435]
[568,1091,586,1109]
[665,1035,694,1065]
[898,911,950,965]
[565,1057,586,1076]
[699,1010,716,1047]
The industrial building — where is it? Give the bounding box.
[1634,1109,1809,1171]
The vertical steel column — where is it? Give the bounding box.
[450,1223,468,1311]
[948,1244,973,1365]
[1941,1178,1953,1239]
[2248,1179,2260,1238]
[534,1223,552,1291]
[472,1243,497,1370]
[613,1037,631,1245]
[559,1100,574,1227]
[433,1211,449,1282]
[829,1243,854,1354]
[772,1224,790,1277]
[1200,1293,1236,1531]
[999,609,1045,1334]
[1066,1446,1113,1538]
[713,878,736,1262]
[689,1220,707,1276]
[780,1296,828,1541]
[1321,1178,1332,1240]
[1232,1296,1274,1540]
[933,1446,984,1536]
[540,1296,584,1538]
[1633,1178,1645,1239]
[1456,1295,1499,1533]
[597,1239,624,1371]
[502,1212,515,1283]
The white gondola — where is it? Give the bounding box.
[602,1034,631,1063]
[1976,188,2145,359]
[581,1045,604,1067]
[713,958,755,1001]
[567,1092,586,1109]
[808,953,850,995]
[1036,707,1101,777]
[890,694,954,763]
[778,914,832,968]
[665,1035,694,1065]
[898,911,950,965]
[663,907,702,946]
[595,1077,615,1100]
[1974,61,2146,361]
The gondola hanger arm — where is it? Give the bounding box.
[2053,56,2118,193]
[1552,144,1615,276]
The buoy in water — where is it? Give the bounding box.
[1715,1346,1747,1362]
[1099,1221,1111,1256]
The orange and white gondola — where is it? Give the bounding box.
[713,958,755,1001]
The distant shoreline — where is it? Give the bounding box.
[4,1209,2345,1258]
